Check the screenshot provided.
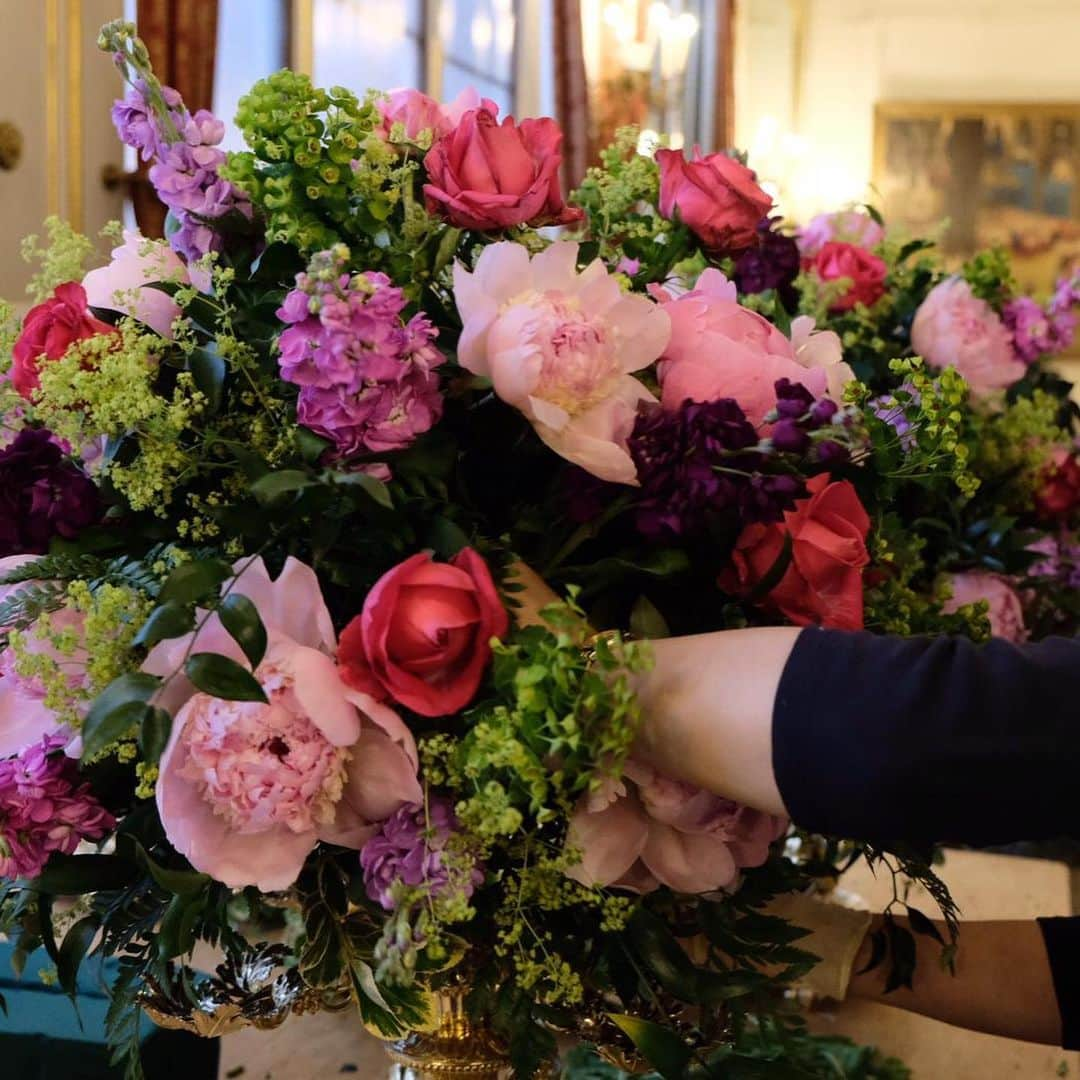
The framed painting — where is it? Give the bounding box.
[873,102,1080,300]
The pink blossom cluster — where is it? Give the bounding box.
[0,735,114,880]
[277,252,444,459]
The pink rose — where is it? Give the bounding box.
[943,571,1028,642]
[567,760,787,894]
[377,86,498,143]
[807,241,887,312]
[798,210,884,258]
[423,108,584,231]
[82,229,188,338]
[11,283,117,399]
[721,474,871,630]
[655,147,772,252]
[0,554,85,758]
[911,277,1024,397]
[454,241,671,483]
[657,269,852,426]
[144,557,421,890]
[338,548,508,717]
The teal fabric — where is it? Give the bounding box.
[0,942,220,1079]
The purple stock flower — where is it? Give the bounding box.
[360,796,481,912]
[0,735,114,880]
[0,429,99,557]
[276,259,445,459]
[1004,296,1056,364]
[732,218,801,307]
[628,398,804,542]
[112,81,251,261]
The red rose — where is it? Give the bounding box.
[807,241,887,312]
[422,108,584,231]
[11,282,117,400]
[339,548,509,717]
[655,147,772,252]
[1035,448,1080,521]
[721,475,871,630]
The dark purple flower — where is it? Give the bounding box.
[733,217,801,307]
[773,378,817,420]
[0,429,99,557]
[360,796,482,912]
[628,398,804,541]
[560,466,620,524]
[815,440,850,465]
[771,418,810,454]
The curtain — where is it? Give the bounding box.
[713,0,735,150]
[130,0,221,237]
[552,0,591,192]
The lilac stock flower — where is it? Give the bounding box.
[0,429,99,557]
[628,397,803,542]
[733,217,801,307]
[0,735,114,880]
[276,259,445,459]
[112,82,251,261]
[360,796,481,912]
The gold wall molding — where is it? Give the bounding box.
[45,0,61,218]
[66,0,83,231]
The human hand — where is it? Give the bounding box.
[507,560,564,628]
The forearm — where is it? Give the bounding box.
[631,628,799,817]
[849,917,1062,1046]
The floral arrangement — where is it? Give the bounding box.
[1,20,1079,1079]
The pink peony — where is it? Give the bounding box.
[82,230,188,338]
[943,571,1028,643]
[566,760,786,894]
[911,278,1024,397]
[423,108,584,231]
[797,210,884,258]
[453,241,671,484]
[377,86,498,143]
[657,269,852,426]
[144,557,421,890]
[0,554,85,759]
[655,147,772,252]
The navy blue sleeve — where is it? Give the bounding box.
[1040,918,1080,1049]
[772,629,1080,848]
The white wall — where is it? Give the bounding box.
[736,0,1080,220]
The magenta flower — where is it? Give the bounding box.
[276,258,444,459]
[1003,296,1056,364]
[360,796,482,911]
[0,735,113,880]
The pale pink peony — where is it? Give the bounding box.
[657,269,852,426]
[566,760,787,894]
[797,210,884,258]
[0,554,85,759]
[82,230,189,338]
[943,570,1028,643]
[377,86,498,143]
[911,278,1024,397]
[453,241,671,484]
[144,557,421,890]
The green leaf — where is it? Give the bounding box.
[327,469,393,508]
[250,469,316,504]
[81,672,161,760]
[57,914,100,998]
[134,843,209,897]
[608,1014,691,1079]
[185,652,267,703]
[187,345,226,414]
[133,600,195,649]
[30,854,139,894]
[296,426,332,464]
[138,707,173,765]
[159,558,232,606]
[905,906,945,946]
[157,893,204,959]
[433,226,464,274]
[629,594,670,639]
[218,593,268,669]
